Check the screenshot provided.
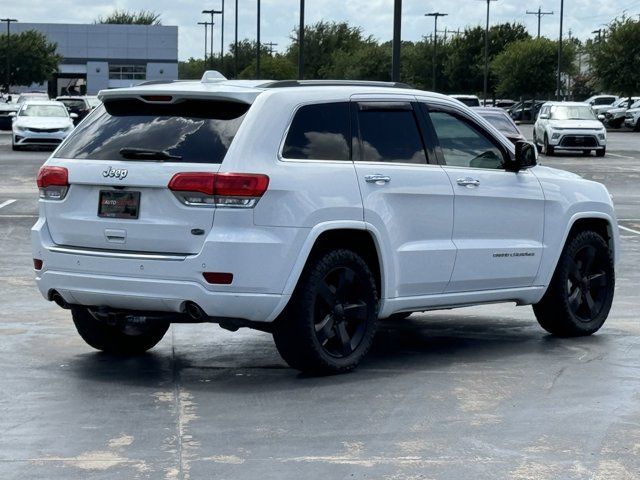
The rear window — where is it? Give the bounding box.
[480,113,519,134]
[55,99,249,163]
[58,99,87,109]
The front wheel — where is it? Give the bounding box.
[533,231,614,337]
[544,134,554,156]
[273,249,379,374]
[596,148,606,157]
[72,306,169,354]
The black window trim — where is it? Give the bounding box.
[352,100,436,166]
[278,100,353,163]
[419,101,514,170]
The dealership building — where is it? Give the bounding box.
[12,22,178,96]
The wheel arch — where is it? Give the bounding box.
[538,212,618,293]
[267,221,389,322]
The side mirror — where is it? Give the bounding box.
[8,111,16,117]
[70,112,78,119]
[514,120,522,125]
[598,114,605,121]
[512,141,538,172]
[538,113,549,120]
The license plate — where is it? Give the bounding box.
[98,190,140,219]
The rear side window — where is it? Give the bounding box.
[55,99,249,163]
[282,102,350,160]
[356,104,427,164]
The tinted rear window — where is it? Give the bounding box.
[55,99,249,163]
[282,102,350,160]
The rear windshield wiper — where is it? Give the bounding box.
[119,147,182,161]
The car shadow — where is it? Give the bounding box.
[63,314,610,392]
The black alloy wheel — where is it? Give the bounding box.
[565,244,609,323]
[273,249,378,374]
[533,231,614,337]
[314,266,370,358]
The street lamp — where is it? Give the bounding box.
[202,9,222,69]
[391,0,402,82]
[299,0,305,79]
[425,12,447,91]
[234,0,239,77]
[1,18,18,93]
[256,0,261,78]
[197,21,210,66]
[556,0,564,101]
[477,0,497,104]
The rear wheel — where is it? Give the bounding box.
[635,120,640,132]
[533,231,614,337]
[72,306,169,354]
[273,249,379,374]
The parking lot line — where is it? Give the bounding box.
[0,199,16,210]
[619,225,640,235]
[607,153,636,160]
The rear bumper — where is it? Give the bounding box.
[32,218,305,322]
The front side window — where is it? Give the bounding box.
[356,104,427,164]
[282,102,350,160]
[429,110,504,169]
[55,99,249,164]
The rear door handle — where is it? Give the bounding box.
[456,177,480,187]
[365,174,391,184]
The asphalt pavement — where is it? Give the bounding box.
[1,128,640,480]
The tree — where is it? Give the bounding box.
[491,38,575,98]
[287,21,374,79]
[239,54,296,80]
[96,10,162,25]
[0,30,61,89]
[444,23,529,95]
[590,18,640,98]
[322,41,390,81]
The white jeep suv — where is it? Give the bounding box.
[534,102,607,157]
[32,76,619,373]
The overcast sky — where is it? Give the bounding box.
[7,0,640,60]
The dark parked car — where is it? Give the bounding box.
[55,96,93,125]
[509,101,545,121]
[474,107,526,145]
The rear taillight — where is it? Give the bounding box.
[37,166,69,200]
[168,172,269,208]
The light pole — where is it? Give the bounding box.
[256,0,261,78]
[202,9,222,69]
[526,6,554,38]
[477,0,497,104]
[234,0,239,77]
[197,21,210,66]
[391,0,402,82]
[299,0,305,79]
[1,18,18,93]
[220,0,225,66]
[556,0,564,100]
[425,12,447,91]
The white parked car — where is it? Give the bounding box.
[624,106,640,131]
[450,94,481,107]
[12,101,76,151]
[605,98,640,128]
[591,97,638,117]
[584,94,618,108]
[533,102,607,157]
[32,75,619,373]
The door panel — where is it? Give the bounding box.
[423,102,545,292]
[352,99,456,298]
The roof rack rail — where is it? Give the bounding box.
[259,80,413,89]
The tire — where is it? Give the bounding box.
[386,312,412,321]
[582,150,591,156]
[533,231,614,337]
[72,306,169,355]
[544,134,554,156]
[533,132,542,153]
[273,249,379,374]
[635,120,640,132]
[596,148,606,157]
[11,142,20,151]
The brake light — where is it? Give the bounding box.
[37,166,69,200]
[168,172,269,208]
[33,259,43,270]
